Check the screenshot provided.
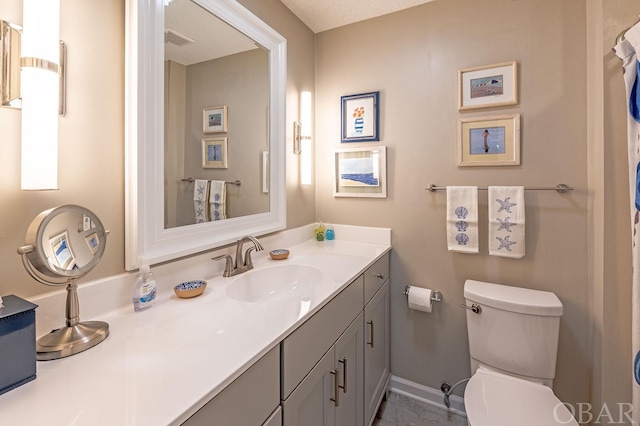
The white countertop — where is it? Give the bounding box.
[0,235,390,425]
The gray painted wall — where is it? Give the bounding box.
[315,0,590,406]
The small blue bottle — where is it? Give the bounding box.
[325,226,335,240]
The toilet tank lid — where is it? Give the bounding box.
[464,280,563,316]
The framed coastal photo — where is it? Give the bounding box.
[458,61,518,110]
[85,233,100,254]
[341,91,380,142]
[203,106,228,133]
[334,146,387,198]
[202,137,228,169]
[458,114,520,166]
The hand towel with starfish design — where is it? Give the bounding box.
[488,186,525,258]
[194,179,210,223]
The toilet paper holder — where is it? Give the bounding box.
[403,285,442,303]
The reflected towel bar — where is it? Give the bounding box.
[426,183,572,193]
[181,178,241,186]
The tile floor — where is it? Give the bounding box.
[373,392,468,426]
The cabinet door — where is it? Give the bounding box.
[282,347,336,426]
[334,312,364,426]
[363,282,390,426]
[183,346,280,426]
[263,406,282,426]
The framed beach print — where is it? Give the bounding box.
[458,61,518,110]
[334,146,387,198]
[85,233,100,254]
[203,106,228,133]
[458,114,520,166]
[202,137,228,169]
[341,91,380,142]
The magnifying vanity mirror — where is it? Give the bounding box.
[17,205,109,360]
[125,0,287,270]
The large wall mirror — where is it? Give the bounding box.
[125,0,287,270]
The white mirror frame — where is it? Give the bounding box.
[125,0,287,270]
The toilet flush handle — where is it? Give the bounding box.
[459,303,482,314]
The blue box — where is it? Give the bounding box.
[0,295,38,395]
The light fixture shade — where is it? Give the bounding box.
[300,91,312,185]
[300,91,311,137]
[20,0,60,190]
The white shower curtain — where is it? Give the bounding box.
[615,22,640,423]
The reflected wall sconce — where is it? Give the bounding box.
[1,0,66,190]
[297,91,312,185]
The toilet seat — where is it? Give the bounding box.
[465,367,578,426]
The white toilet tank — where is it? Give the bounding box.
[464,280,563,384]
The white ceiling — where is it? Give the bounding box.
[164,0,437,65]
[280,0,436,33]
[165,0,258,66]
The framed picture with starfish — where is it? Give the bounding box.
[457,114,520,166]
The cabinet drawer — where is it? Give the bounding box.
[184,346,280,426]
[281,276,364,399]
[363,252,389,305]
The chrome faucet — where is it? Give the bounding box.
[213,236,264,277]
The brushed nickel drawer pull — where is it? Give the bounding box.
[367,320,375,348]
[376,273,385,280]
[339,358,347,393]
[330,369,340,407]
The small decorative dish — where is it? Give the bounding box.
[174,280,207,298]
[269,249,290,260]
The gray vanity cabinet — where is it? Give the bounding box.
[364,268,390,426]
[281,251,390,426]
[281,312,364,426]
[182,346,280,426]
[282,344,336,426]
[334,312,365,426]
[280,276,364,426]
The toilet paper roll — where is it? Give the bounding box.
[408,286,433,313]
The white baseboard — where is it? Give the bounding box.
[388,375,467,418]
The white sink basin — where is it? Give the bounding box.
[226,264,324,302]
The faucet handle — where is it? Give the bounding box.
[243,247,258,269]
[213,254,233,277]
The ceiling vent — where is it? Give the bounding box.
[165,28,195,46]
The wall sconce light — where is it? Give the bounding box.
[298,91,312,185]
[21,0,62,190]
[0,0,66,190]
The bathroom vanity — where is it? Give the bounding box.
[0,226,391,426]
[185,251,390,426]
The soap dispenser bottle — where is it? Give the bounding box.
[133,264,157,312]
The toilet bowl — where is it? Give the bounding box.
[465,367,577,426]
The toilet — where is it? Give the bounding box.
[463,279,578,426]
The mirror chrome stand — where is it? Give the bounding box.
[18,205,109,361]
[35,279,109,361]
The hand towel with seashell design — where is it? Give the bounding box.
[488,186,525,258]
[446,186,479,253]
